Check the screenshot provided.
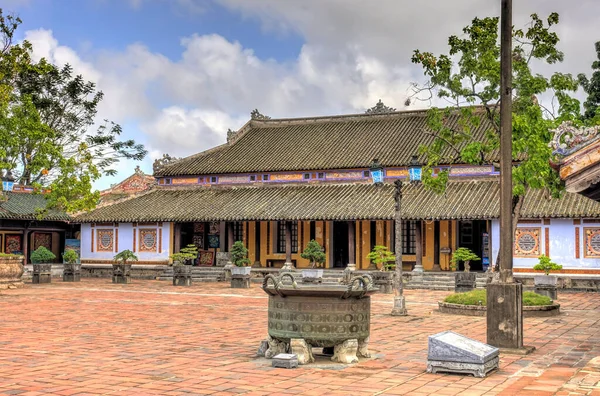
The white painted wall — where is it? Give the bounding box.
[80,222,172,263]
[490,218,600,269]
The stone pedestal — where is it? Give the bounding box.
[370,271,394,294]
[112,264,132,284]
[332,339,359,364]
[427,331,499,378]
[231,275,250,288]
[391,295,407,316]
[486,282,531,352]
[62,263,81,282]
[224,263,233,280]
[455,272,477,293]
[534,285,557,300]
[32,263,52,284]
[173,265,193,286]
[290,339,314,364]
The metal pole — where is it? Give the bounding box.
[391,180,407,315]
[499,0,513,284]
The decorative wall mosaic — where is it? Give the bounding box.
[96,229,114,252]
[5,234,21,254]
[514,228,541,257]
[326,171,363,180]
[270,173,303,181]
[584,228,600,258]
[385,169,408,177]
[139,229,157,252]
[219,175,250,184]
[172,177,199,185]
[34,233,52,251]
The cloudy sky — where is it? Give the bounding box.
[5,0,600,189]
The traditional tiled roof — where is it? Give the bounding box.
[0,192,70,221]
[74,180,600,223]
[155,108,497,177]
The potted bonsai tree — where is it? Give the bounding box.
[366,245,396,294]
[450,248,480,293]
[170,244,198,287]
[62,249,81,282]
[300,239,326,281]
[533,255,562,300]
[112,249,138,284]
[30,246,56,284]
[0,252,25,289]
[230,241,251,288]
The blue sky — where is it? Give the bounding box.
[5,0,600,190]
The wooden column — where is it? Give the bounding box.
[415,221,423,271]
[227,222,234,252]
[347,220,356,267]
[285,221,292,263]
[173,223,182,253]
[219,222,226,251]
[22,228,30,264]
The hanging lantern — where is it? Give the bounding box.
[408,155,422,183]
[369,159,384,185]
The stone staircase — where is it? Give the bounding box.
[406,272,489,291]
[158,267,225,282]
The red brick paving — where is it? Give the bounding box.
[1,279,600,395]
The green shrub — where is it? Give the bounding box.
[450,247,480,271]
[0,252,23,259]
[444,289,553,306]
[533,255,563,275]
[230,241,250,267]
[300,240,326,268]
[171,244,198,265]
[366,245,395,271]
[62,249,79,264]
[30,246,56,264]
[113,249,138,264]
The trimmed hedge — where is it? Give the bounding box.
[444,289,553,306]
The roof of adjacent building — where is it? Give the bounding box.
[155,108,497,177]
[0,192,70,221]
[74,179,600,223]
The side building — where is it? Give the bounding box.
[75,108,600,274]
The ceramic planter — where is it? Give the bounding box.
[112,264,132,284]
[173,265,193,286]
[455,272,477,293]
[231,266,252,276]
[534,274,558,300]
[0,256,24,289]
[32,262,52,284]
[63,263,81,282]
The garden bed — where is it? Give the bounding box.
[438,289,560,317]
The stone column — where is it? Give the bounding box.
[227,222,235,251]
[281,221,295,271]
[22,228,30,264]
[347,221,356,271]
[173,223,181,253]
[411,221,424,287]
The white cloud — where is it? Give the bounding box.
[21,0,600,189]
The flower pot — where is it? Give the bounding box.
[173,265,193,286]
[455,272,477,293]
[112,264,132,284]
[534,275,558,300]
[231,266,252,276]
[63,263,81,282]
[0,256,24,289]
[32,263,52,284]
[301,269,324,283]
[369,271,395,294]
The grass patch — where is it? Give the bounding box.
[444,289,553,306]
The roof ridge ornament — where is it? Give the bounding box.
[227,128,237,143]
[365,99,396,114]
[550,121,600,156]
[153,153,181,174]
[250,109,271,120]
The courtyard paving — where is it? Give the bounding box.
[1,279,600,395]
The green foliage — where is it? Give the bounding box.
[444,289,553,306]
[366,245,396,271]
[300,239,326,268]
[62,249,79,264]
[0,8,146,214]
[230,241,250,267]
[450,247,480,270]
[0,252,23,258]
[113,249,138,264]
[533,254,563,275]
[171,244,198,266]
[30,246,56,264]
[411,13,589,202]
[578,41,600,121]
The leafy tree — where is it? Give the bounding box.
[171,244,198,266]
[113,249,138,264]
[0,9,146,214]
[30,246,56,263]
[450,247,480,272]
[410,13,588,251]
[300,239,326,268]
[366,245,395,271]
[62,249,79,264]
[533,254,562,275]
[230,241,250,267]
[578,41,600,121]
